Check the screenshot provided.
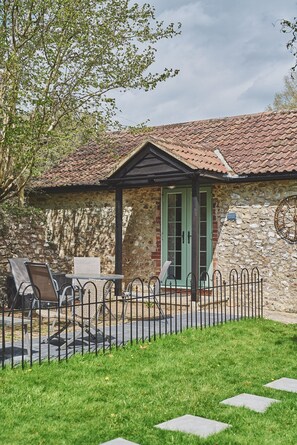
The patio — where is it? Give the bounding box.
[1,266,263,368]
[1,309,233,366]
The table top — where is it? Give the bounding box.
[65,273,124,281]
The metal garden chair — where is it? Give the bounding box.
[122,260,172,321]
[25,262,74,344]
[8,257,32,313]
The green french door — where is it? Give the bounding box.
[162,187,212,286]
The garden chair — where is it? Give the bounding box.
[5,258,33,356]
[8,257,32,313]
[73,256,101,298]
[25,262,73,309]
[25,261,109,348]
[73,256,100,274]
[73,256,116,320]
[25,262,74,343]
[122,260,172,321]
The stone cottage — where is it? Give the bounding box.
[27,109,297,312]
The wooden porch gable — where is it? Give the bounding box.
[107,141,194,187]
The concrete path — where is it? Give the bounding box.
[263,309,297,324]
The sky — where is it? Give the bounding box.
[112,0,297,127]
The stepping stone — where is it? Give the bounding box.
[264,377,297,393]
[155,414,231,438]
[220,393,280,413]
[99,439,140,445]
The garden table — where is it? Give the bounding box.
[65,273,124,319]
[65,273,124,283]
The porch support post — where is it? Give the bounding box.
[191,174,200,301]
[115,187,123,295]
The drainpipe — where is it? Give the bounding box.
[115,187,123,295]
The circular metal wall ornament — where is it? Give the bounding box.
[274,195,297,243]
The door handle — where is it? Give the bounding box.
[182,231,185,243]
[187,231,191,243]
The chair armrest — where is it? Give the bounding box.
[58,284,76,305]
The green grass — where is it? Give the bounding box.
[1,319,297,445]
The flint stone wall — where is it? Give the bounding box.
[213,180,297,312]
[40,187,161,282]
[1,180,297,312]
[0,210,66,300]
[0,187,161,298]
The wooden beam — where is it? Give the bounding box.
[115,188,123,295]
[191,175,200,300]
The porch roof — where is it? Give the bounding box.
[34,109,297,189]
[108,136,229,174]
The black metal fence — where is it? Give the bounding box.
[1,267,263,369]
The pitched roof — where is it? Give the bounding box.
[35,109,297,188]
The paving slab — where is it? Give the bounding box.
[220,393,280,413]
[99,439,140,445]
[264,377,297,393]
[155,414,231,438]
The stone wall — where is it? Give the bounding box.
[0,187,161,302]
[34,187,161,281]
[2,180,297,312]
[0,188,161,286]
[0,210,67,301]
[213,180,297,312]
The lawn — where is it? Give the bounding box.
[0,318,296,445]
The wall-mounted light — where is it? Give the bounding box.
[168,185,175,190]
[227,212,237,222]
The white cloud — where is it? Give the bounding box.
[158,2,214,28]
[112,0,297,126]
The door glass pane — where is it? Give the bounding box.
[168,194,175,206]
[168,193,182,207]
[200,236,206,251]
[200,222,207,236]
[200,206,207,221]
[175,266,182,280]
[168,208,176,222]
[200,192,207,206]
[168,237,175,250]
[176,251,181,265]
[200,251,207,269]
[176,207,182,221]
[168,222,176,236]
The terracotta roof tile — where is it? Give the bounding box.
[142,137,228,173]
[35,109,297,188]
